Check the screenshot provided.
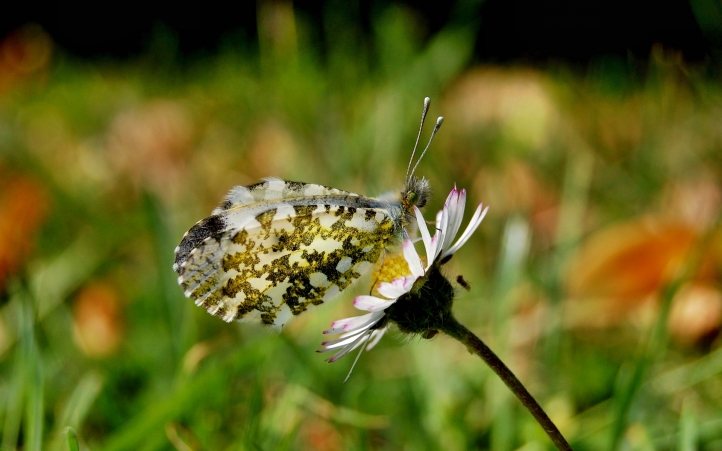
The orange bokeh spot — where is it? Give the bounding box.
[568,219,698,301]
[73,282,125,357]
[0,175,49,291]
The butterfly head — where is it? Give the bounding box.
[402,176,430,212]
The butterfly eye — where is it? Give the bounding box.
[407,191,419,206]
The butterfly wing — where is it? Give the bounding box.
[174,179,401,327]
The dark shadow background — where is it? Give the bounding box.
[4,0,720,65]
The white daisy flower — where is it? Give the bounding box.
[318,187,489,380]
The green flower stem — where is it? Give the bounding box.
[440,316,573,451]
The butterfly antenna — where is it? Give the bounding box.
[409,116,444,180]
[405,97,432,183]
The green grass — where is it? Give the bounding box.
[1,6,722,450]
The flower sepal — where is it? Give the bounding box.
[383,265,455,336]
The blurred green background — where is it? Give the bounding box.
[2,2,722,450]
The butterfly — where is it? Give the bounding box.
[173,98,443,327]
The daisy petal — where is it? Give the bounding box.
[328,333,370,362]
[428,234,440,266]
[320,329,368,350]
[415,206,433,260]
[376,276,414,299]
[444,204,488,258]
[450,189,467,238]
[441,188,465,252]
[435,203,450,260]
[354,295,396,312]
[365,327,387,350]
[342,335,372,383]
[324,312,380,335]
[403,239,424,278]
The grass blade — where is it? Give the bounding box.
[64,428,80,451]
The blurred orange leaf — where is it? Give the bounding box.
[568,219,698,302]
[0,175,49,291]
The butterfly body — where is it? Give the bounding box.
[174,177,425,326]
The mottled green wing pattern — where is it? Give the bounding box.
[173,179,401,327]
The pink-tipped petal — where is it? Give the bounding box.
[324,312,379,335]
[444,186,459,207]
[452,189,467,233]
[444,204,488,258]
[441,189,465,252]
[354,295,396,312]
[321,330,367,350]
[376,276,414,299]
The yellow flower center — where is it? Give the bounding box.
[370,251,426,297]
